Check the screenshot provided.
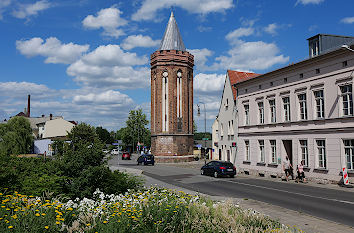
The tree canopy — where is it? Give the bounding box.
[0,117,33,156]
[96,126,114,144]
[122,109,150,150]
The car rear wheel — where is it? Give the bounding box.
[214,171,218,178]
[201,169,204,175]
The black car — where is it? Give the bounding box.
[137,154,155,166]
[201,161,236,178]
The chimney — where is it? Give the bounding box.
[27,95,30,117]
[50,113,52,120]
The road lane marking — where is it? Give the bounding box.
[223,180,354,205]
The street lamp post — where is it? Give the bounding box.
[197,102,207,164]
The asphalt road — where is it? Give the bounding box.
[108,153,354,227]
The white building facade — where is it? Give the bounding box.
[235,44,354,183]
[213,70,258,164]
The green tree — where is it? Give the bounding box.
[0,116,33,156]
[96,126,114,144]
[124,109,149,151]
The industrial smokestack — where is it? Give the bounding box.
[27,95,30,117]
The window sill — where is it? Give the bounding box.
[303,167,311,172]
[339,170,354,177]
[243,161,251,165]
[267,163,278,168]
[313,168,328,174]
[256,162,266,166]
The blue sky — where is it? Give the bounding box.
[0,0,353,132]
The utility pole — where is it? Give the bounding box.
[197,102,207,164]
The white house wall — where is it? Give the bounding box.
[235,49,354,183]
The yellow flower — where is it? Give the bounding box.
[41,213,46,216]
[103,221,108,224]
[86,223,91,226]
[8,226,13,229]
[67,207,73,211]
[45,226,49,229]
[35,213,40,217]
[56,221,60,225]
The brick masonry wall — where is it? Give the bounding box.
[150,50,194,157]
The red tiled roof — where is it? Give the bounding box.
[227,70,260,100]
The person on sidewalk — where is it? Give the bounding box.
[296,160,306,183]
[283,156,294,181]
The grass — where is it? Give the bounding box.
[0,188,303,233]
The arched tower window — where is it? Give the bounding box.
[177,70,183,131]
[162,71,169,132]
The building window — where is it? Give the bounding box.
[270,82,273,86]
[244,104,250,125]
[344,139,354,170]
[298,93,308,120]
[314,90,325,119]
[258,102,264,124]
[259,140,265,163]
[299,140,309,167]
[316,140,326,169]
[270,140,276,164]
[225,98,229,110]
[259,85,262,89]
[340,84,353,116]
[245,140,250,161]
[269,99,276,123]
[343,61,348,67]
[284,78,288,83]
[282,96,291,122]
[299,73,304,79]
[316,68,320,74]
[245,89,248,93]
[310,40,319,57]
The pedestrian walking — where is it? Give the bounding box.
[283,156,294,181]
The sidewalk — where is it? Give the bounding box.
[141,170,354,233]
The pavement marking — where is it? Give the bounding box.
[223,179,354,205]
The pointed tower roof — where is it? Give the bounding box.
[159,12,186,51]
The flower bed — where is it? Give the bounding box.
[0,188,301,232]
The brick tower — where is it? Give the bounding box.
[150,12,194,161]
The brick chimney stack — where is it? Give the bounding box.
[27,95,30,117]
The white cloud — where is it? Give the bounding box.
[121,35,160,50]
[208,26,289,71]
[0,0,11,20]
[73,90,133,105]
[215,41,289,71]
[67,44,150,89]
[341,17,354,24]
[194,73,224,94]
[132,0,234,21]
[225,27,254,44]
[16,37,89,64]
[12,0,51,19]
[0,81,138,131]
[82,7,127,38]
[296,0,324,5]
[264,23,278,35]
[187,48,213,70]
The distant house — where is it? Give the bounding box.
[33,118,75,155]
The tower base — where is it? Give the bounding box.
[151,134,194,158]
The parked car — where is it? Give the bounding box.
[102,149,110,154]
[200,161,236,178]
[122,152,131,160]
[137,154,155,166]
[111,149,119,155]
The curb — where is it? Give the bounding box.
[110,166,144,176]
